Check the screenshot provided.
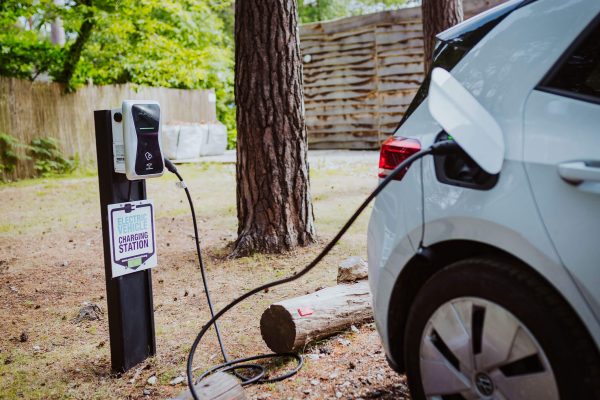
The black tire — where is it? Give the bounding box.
[404,256,600,400]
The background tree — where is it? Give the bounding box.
[421,0,463,73]
[233,0,316,256]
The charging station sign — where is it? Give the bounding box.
[108,200,157,278]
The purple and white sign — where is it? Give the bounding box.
[107,200,157,278]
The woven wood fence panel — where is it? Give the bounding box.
[300,0,506,149]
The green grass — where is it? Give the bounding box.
[0,165,97,188]
[0,351,72,399]
[0,223,14,233]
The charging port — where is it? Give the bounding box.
[433,132,499,190]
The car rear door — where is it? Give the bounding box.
[523,14,600,321]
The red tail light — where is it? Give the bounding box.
[378,136,421,180]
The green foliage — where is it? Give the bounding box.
[73,2,230,87]
[0,0,64,80]
[0,0,237,147]
[28,137,75,177]
[298,0,411,23]
[0,31,62,80]
[299,0,345,22]
[0,132,27,179]
[0,134,77,181]
[227,126,237,150]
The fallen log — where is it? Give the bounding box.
[260,280,372,353]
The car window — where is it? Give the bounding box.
[542,17,600,103]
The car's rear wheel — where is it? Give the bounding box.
[403,257,600,400]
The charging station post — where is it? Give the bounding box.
[94,109,156,373]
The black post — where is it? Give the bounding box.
[94,109,156,373]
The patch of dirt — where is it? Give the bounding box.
[0,161,411,399]
[245,325,410,400]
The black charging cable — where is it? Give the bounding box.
[164,158,298,385]
[165,139,460,400]
[163,159,232,364]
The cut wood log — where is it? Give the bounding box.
[337,256,368,283]
[260,281,372,353]
[175,372,246,400]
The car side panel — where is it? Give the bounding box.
[524,90,600,324]
[422,160,600,348]
[423,0,600,345]
[368,104,440,351]
[368,159,422,344]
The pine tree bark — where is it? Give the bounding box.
[233,0,316,257]
[422,0,463,74]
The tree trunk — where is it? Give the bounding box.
[422,0,463,74]
[233,0,316,257]
[260,281,372,353]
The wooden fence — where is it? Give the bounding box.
[300,0,505,149]
[0,78,216,180]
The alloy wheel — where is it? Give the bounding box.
[419,297,559,399]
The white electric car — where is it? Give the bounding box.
[367,0,600,399]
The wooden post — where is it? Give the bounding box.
[94,109,156,372]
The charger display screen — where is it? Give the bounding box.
[132,104,160,133]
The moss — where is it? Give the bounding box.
[0,350,72,399]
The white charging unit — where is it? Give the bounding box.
[112,100,165,180]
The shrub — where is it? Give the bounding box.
[28,137,75,177]
[0,132,27,181]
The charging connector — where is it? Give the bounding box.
[430,138,461,155]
